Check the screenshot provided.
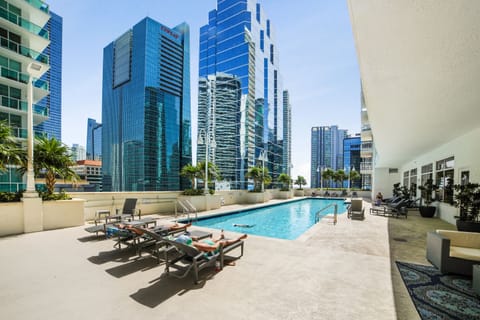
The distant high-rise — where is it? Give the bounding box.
[283,90,292,176]
[343,135,361,188]
[102,18,191,191]
[86,118,102,161]
[71,144,86,162]
[311,126,348,188]
[34,11,62,140]
[198,0,286,189]
[0,0,51,192]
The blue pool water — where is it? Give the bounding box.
[193,198,348,240]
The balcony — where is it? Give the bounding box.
[22,0,49,14]
[0,35,49,64]
[0,6,49,40]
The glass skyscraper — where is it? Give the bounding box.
[102,18,191,192]
[86,118,102,161]
[343,135,361,188]
[311,126,348,188]
[198,0,288,189]
[34,11,62,140]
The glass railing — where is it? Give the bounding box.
[23,0,49,13]
[0,94,49,116]
[0,35,49,64]
[0,65,29,83]
[10,127,27,138]
[33,77,48,90]
[0,7,49,39]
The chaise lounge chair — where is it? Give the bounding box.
[348,199,365,220]
[370,199,408,218]
[162,235,244,284]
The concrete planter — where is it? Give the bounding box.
[0,202,24,236]
[294,189,305,197]
[277,190,293,199]
[43,199,85,230]
[178,194,222,212]
[244,192,267,204]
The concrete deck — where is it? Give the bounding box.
[0,199,455,320]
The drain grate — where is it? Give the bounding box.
[393,238,407,242]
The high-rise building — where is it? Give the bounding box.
[360,88,373,190]
[86,118,102,161]
[343,135,361,189]
[34,11,61,140]
[283,90,292,176]
[198,0,287,189]
[102,18,191,191]
[0,0,51,192]
[70,143,86,162]
[311,125,348,188]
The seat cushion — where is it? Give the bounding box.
[450,246,480,262]
[437,230,480,248]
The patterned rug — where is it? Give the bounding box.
[396,261,480,320]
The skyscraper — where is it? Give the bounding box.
[70,143,86,162]
[102,18,191,191]
[34,11,62,140]
[311,126,348,188]
[343,135,361,188]
[86,118,102,161]
[283,90,292,176]
[198,0,287,189]
[0,0,51,192]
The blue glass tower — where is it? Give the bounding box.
[343,136,361,188]
[102,18,191,191]
[34,11,62,140]
[86,118,102,161]
[198,0,285,189]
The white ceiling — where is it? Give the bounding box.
[347,0,480,167]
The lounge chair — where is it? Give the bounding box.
[109,198,141,221]
[84,199,141,236]
[370,199,408,218]
[162,235,244,284]
[348,199,365,220]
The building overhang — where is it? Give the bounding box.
[348,0,480,168]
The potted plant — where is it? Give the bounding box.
[294,176,306,196]
[453,183,480,232]
[418,178,438,217]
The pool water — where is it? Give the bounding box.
[193,198,348,240]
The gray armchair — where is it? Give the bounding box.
[426,230,480,276]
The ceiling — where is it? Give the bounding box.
[347,0,480,167]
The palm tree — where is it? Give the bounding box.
[0,121,24,172]
[349,170,361,189]
[22,137,78,195]
[180,164,200,189]
[322,168,334,189]
[197,161,221,188]
[278,173,291,191]
[294,176,307,190]
[334,169,347,188]
[247,166,271,192]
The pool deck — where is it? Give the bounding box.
[0,198,455,320]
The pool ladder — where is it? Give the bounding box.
[176,199,198,222]
[315,203,338,225]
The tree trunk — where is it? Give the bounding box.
[46,171,56,194]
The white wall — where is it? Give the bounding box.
[373,168,400,200]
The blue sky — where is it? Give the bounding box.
[47,0,360,185]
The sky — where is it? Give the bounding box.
[46,0,360,186]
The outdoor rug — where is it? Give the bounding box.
[396,261,480,320]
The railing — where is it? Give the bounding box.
[23,0,49,13]
[0,94,48,116]
[0,35,49,64]
[315,202,338,225]
[0,6,49,39]
[177,199,198,222]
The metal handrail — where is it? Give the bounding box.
[315,203,338,224]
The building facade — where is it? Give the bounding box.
[70,143,86,162]
[343,135,361,189]
[72,160,102,192]
[283,90,292,176]
[102,18,191,191]
[360,88,373,190]
[198,0,287,189]
[311,125,348,188]
[34,10,61,140]
[86,118,102,161]
[0,0,51,192]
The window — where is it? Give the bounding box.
[410,168,417,197]
[403,171,409,187]
[435,156,454,203]
[421,163,433,186]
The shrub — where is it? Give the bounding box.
[0,191,23,202]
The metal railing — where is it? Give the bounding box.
[176,199,198,222]
[315,202,338,225]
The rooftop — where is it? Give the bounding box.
[0,200,454,319]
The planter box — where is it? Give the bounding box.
[277,190,293,199]
[0,202,24,236]
[294,189,305,197]
[243,192,267,204]
[43,199,85,230]
[178,195,222,212]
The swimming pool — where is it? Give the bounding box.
[193,198,348,240]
